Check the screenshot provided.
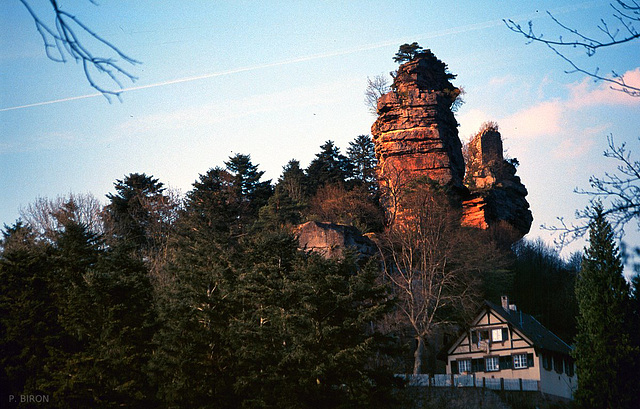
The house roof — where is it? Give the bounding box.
[483,300,573,356]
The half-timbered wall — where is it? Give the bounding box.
[445,305,576,399]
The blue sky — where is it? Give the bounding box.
[1,0,639,259]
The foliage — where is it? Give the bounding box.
[224,153,274,225]
[573,203,640,409]
[393,42,424,63]
[0,223,59,403]
[308,184,384,233]
[149,160,396,407]
[231,233,397,409]
[305,140,353,195]
[347,134,379,194]
[103,173,170,253]
[510,239,579,343]
[278,159,308,204]
[19,192,104,241]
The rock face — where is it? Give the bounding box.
[462,126,533,237]
[371,51,532,241]
[295,221,376,259]
[372,51,465,193]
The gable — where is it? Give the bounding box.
[448,305,534,356]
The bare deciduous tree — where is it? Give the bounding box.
[504,1,640,97]
[19,0,140,100]
[364,74,390,115]
[375,181,506,374]
[19,192,104,240]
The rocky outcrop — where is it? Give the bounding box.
[372,50,465,192]
[371,50,532,241]
[462,125,533,237]
[295,221,376,259]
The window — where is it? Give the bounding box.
[513,353,528,369]
[471,358,485,373]
[485,356,499,372]
[491,328,503,342]
[554,355,564,374]
[472,330,490,344]
[542,353,552,370]
[458,359,471,373]
[565,358,574,377]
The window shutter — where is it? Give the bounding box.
[451,360,458,374]
[471,331,478,344]
[502,327,509,341]
[527,353,534,368]
[499,355,511,370]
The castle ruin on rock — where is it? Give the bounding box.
[371,49,532,240]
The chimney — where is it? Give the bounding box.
[501,295,509,311]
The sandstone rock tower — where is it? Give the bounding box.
[371,49,532,240]
[462,124,533,237]
[372,50,465,193]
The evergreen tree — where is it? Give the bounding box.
[393,42,423,63]
[510,239,578,342]
[231,232,396,408]
[103,173,171,255]
[0,223,60,404]
[258,184,305,230]
[573,204,640,409]
[150,168,241,408]
[278,159,308,204]
[225,154,273,226]
[347,134,378,194]
[306,141,353,195]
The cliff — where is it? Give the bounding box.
[462,125,533,237]
[371,50,532,241]
[295,221,376,259]
[371,51,465,193]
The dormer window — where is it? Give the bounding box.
[491,328,503,342]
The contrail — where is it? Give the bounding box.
[0,2,596,113]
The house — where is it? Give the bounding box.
[445,296,576,400]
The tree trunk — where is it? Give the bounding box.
[413,336,424,375]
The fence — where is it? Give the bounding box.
[398,374,540,392]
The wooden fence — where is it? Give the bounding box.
[398,374,540,392]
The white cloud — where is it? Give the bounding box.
[500,100,564,140]
[483,67,640,146]
[566,68,640,109]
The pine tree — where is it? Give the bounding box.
[306,141,353,194]
[103,173,172,255]
[225,153,273,226]
[0,223,60,403]
[347,134,378,194]
[231,232,396,408]
[150,168,241,408]
[574,204,640,408]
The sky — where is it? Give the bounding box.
[1,0,639,263]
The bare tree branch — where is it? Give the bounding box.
[544,135,640,247]
[19,0,141,101]
[374,181,506,374]
[364,74,390,115]
[504,1,640,97]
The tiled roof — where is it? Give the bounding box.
[484,300,573,356]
